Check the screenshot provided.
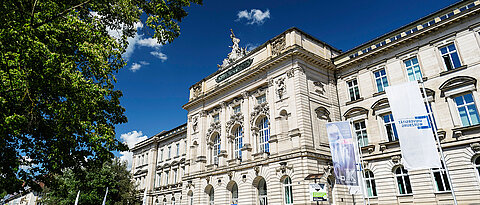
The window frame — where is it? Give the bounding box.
[258,117,270,153]
[176,143,180,157]
[430,162,451,193]
[168,146,171,159]
[212,134,221,165]
[347,78,361,101]
[373,68,389,93]
[353,120,368,147]
[234,126,243,161]
[439,43,462,71]
[403,57,423,82]
[283,177,294,204]
[453,93,480,127]
[382,113,398,142]
[394,166,413,195]
[364,170,377,198]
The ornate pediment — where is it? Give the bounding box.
[250,102,270,126]
[217,29,250,70]
[226,113,244,133]
[206,121,221,139]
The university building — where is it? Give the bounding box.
[132,0,480,204]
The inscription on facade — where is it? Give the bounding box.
[216,58,254,83]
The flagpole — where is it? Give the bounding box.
[418,78,458,205]
[349,120,368,205]
[74,190,80,205]
[102,187,108,205]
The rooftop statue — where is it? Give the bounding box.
[217,29,249,70]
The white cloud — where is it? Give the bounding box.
[138,38,162,49]
[119,131,148,170]
[150,51,168,62]
[236,9,270,25]
[246,43,260,51]
[130,63,142,72]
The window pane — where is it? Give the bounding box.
[458,107,470,126]
[451,52,461,68]
[464,94,474,103]
[467,105,480,125]
[454,96,464,106]
[397,176,405,194]
[443,56,453,71]
[405,176,412,194]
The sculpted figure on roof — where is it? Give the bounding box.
[217,29,249,70]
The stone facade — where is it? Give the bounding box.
[132,0,480,204]
[131,124,188,204]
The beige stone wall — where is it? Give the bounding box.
[336,6,480,205]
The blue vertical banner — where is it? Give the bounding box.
[326,121,358,186]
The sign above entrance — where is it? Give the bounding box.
[215,58,253,83]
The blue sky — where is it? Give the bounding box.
[116,0,457,166]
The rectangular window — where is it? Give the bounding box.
[168,146,171,159]
[440,43,461,71]
[257,95,266,104]
[145,153,148,164]
[165,171,169,185]
[374,69,389,92]
[213,114,219,122]
[173,169,178,184]
[454,93,480,126]
[160,149,163,161]
[184,140,187,154]
[233,105,241,114]
[347,79,361,101]
[176,143,180,157]
[404,57,422,81]
[354,120,368,147]
[383,113,398,142]
[157,173,162,187]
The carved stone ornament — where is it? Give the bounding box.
[192,116,199,132]
[217,29,250,70]
[391,155,401,164]
[313,81,325,95]
[250,102,270,126]
[206,121,221,139]
[199,110,208,117]
[253,166,260,175]
[271,35,286,56]
[286,68,295,78]
[226,113,244,133]
[276,77,286,99]
[192,85,202,98]
[470,143,480,153]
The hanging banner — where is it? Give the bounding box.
[326,121,358,185]
[385,81,441,170]
[309,183,328,202]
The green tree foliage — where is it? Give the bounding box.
[0,0,202,193]
[42,158,139,205]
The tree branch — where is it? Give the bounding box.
[30,0,38,26]
[32,0,91,29]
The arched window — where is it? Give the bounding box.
[394,166,412,195]
[283,177,293,204]
[171,197,175,205]
[364,170,377,197]
[212,133,221,165]
[234,126,243,160]
[187,191,193,205]
[163,198,167,205]
[258,117,270,153]
[258,178,268,205]
[208,188,214,205]
[231,183,238,204]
